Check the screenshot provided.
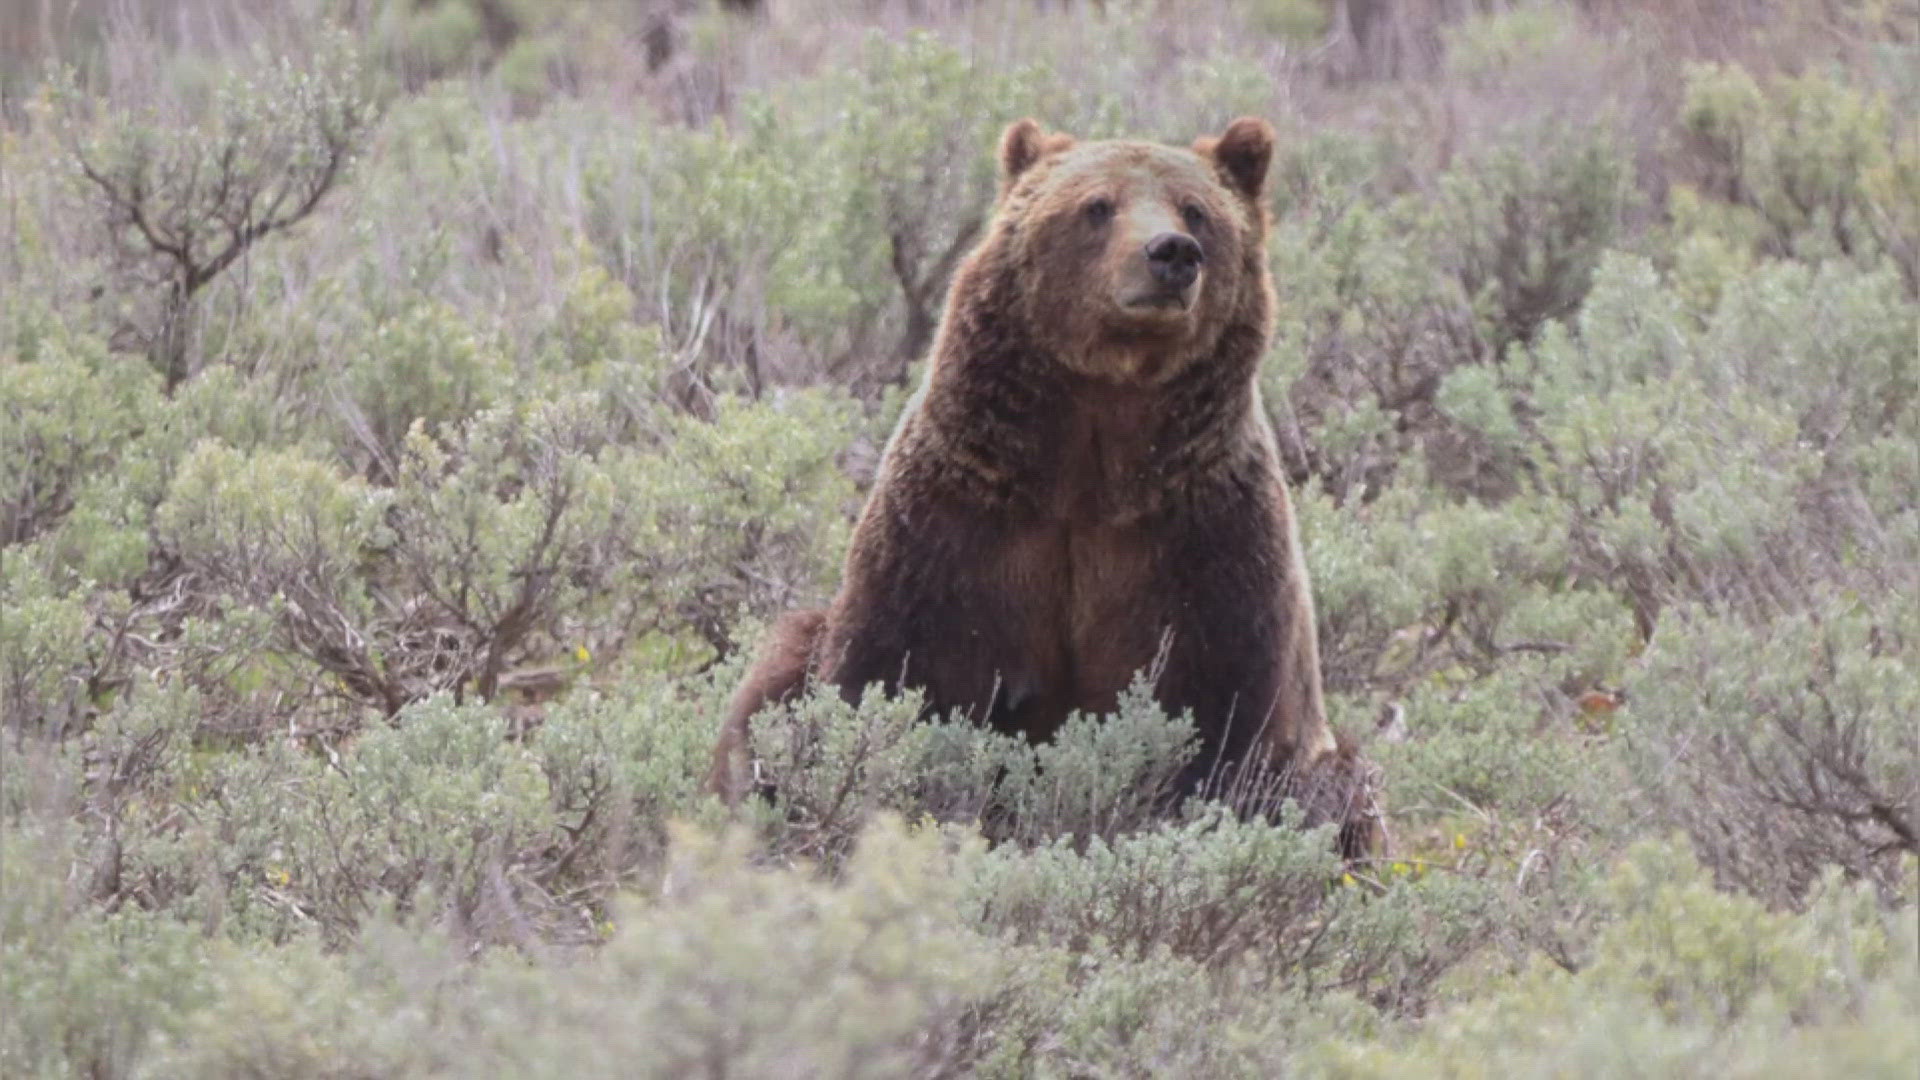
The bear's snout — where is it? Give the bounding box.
[1144,231,1203,290]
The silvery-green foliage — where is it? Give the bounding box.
[967,804,1337,963]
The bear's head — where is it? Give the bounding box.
[988,117,1276,384]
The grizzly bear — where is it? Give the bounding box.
[708,117,1384,857]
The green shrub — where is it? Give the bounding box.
[0,331,153,548]
[1270,194,1478,499]
[1384,663,1593,814]
[531,676,725,888]
[1001,678,1203,844]
[1623,596,1919,905]
[747,671,1206,858]
[1266,113,1629,498]
[138,930,447,1080]
[49,33,373,391]
[156,441,399,716]
[208,695,551,943]
[1294,481,1437,692]
[0,820,212,1080]
[973,944,1369,1078]
[1314,840,1920,1077]
[1245,0,1333,45]
[387,395,629,701]
[968,804,1338,963]
[1434,119,1630,351]
[0,549,92,733]
[782,31,1056,371]
[1700,259,1917,443]
[618,388,862,649]
[742,683,933,860]
[1526,253,1832,624]
[339,299,512,478]
[444,817,1004,1079]
[1680,63,1915,281]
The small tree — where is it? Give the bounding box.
[53,34,372,393]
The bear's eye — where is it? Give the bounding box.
[1181,203,1208,231]
[1083,197,1115,225]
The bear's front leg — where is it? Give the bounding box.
[1150,470,1332,802]
[816,488,1042,733]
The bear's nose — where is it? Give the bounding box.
[1144,232,1203,289]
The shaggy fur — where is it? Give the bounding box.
[708,118,1385,857]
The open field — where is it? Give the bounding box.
[2,1,1916,1076]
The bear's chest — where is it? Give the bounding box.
[1045,382,1170,522]
[995,516,1168,733]
[995,387,1184,724]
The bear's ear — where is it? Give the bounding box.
[1195,117,1275,201]
[999,118,1071,190]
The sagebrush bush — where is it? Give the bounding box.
[1437,118,1630,351]
[1624,595,1919,906]
[46,32,373,391]
[967,804,1339,963]
[1314,840,1920,1078]
[0,551,93,733]
[0,820,212,1080]
[1680,62,1917,285]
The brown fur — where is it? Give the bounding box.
[706,609,825,801]
[706,118,1384,856]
